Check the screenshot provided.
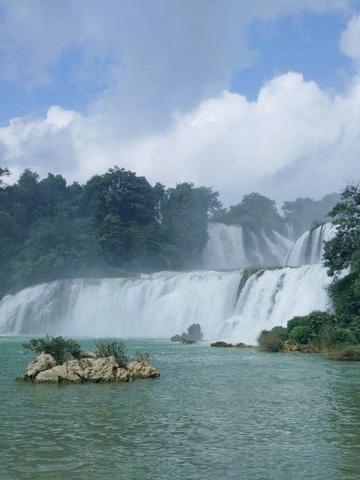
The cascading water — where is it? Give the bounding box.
[0,272,241,339]
[286,223,337,267]
[217,264,332,344]
[201,223,249,269]
[202,222,293,269]
[0,266,332,343]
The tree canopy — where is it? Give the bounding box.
[0,166,221,298]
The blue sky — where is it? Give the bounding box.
[232,12,353,99]
[0,0,360,203]
[0,8,353,121]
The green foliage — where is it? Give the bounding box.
[287,311,336,335]
[322,183,360,344]
[288,325,314,344]
[23,335,81,364]
[213,193,284,235]
[95,339,128,367]
[327,345,360,361]
[321,327,356,347]
[0,166,220,298]
[282,193,339,239]
[257,310,355,351]
[324,184,360,275]
[134,351,153,365]
[258,327,288,352]
[160,183,221,268]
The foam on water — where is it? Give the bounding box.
[0,266,332,343]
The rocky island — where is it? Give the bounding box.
[171,323,204,344]
[20,336,159,383]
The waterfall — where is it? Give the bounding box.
[202,222,293,269]
[0,266,332,343]
[286,223,337,266]
[201,223,249,269]
[218,264,331,344]
[0,272,241,339]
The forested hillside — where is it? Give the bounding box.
[0,166,338,299]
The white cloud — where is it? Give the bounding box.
[0,0,352,125]
[340,14,360,62]
[1,71,360,203]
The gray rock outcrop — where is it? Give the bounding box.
[22,352,159,384]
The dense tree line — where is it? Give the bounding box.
[324,184,360,343]
[212,191,339,238]
[0,165,341,299]
[0,166,220,298]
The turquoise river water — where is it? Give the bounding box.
[0,337,359,480]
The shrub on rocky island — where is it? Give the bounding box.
[95,339,128,368]
[20,337,159,383]
[23,335,82,363]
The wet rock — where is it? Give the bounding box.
[211,341,251,348]
[282,340,300,353]
[116,367,131,382]
[170,335,182,342]
[211,341,233,347]
[127,361,159,379]
[24,353,159,384]
[26,352,56,378]
[80,356,119,382]
[36,363,81,383]
[171,323,203,344]
[81,351,97,359]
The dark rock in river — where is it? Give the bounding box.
[211,341,251,348]
[170,334,182,343]
[171,323,204,344]
[211,341,233,347]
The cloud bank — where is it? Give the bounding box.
[2,70,360,203]
[0,1,359,203]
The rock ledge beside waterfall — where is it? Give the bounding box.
[21,352,160,384]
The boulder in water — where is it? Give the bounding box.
[36,362,82,383]
[171,323,204,344]
[211,341,233,347]
[210,341,251,348]
[26,352,56,378]
[170,334,182,343]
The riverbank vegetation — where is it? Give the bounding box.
[259,183,360,360]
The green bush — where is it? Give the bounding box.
[288,325,314,344]
[321,327,356,347]
[349,316,360,343]
[134,351,153,365]
[95,339,128,367]
[258,327,288,352]
[287,311,335,335]
[23,335,81,364]
[327,345,360,361]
